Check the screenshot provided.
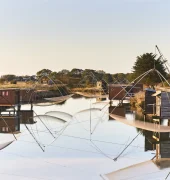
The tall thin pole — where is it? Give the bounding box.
[90,99,92,138]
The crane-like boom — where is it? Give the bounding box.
[155,45,170,74]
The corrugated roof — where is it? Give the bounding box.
[144,88,156,92]
[152,91,161,96]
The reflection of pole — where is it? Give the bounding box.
[90,99,91,137]
[144,113,146,123]
[25,124,44,152]
[153,117,160,160]
[156,144,158,160]
[153,104,156,115]
[156,144,160,160]
[147,104,156,115]
[168,119,170,126]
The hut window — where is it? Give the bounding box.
[15,125,19,131]
[6,91,9,96]
[6,127,9,132]
[2,127,6,132]
[2,91,5,96]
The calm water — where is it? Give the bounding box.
[0,97,154,180]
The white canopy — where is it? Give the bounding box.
[104,159,170,180]
[110,114,170,132]
[45,94,73,102]
[0,141,13,150]
[75,92,108,98]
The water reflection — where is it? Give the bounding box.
[0,96,164,180]
[109,103,170,158]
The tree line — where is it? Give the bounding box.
[0,52,169,87]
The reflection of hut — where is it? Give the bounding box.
[144,88,170,158]
[109,106,125,120]
[145,130,156,151]
[0,88,35,133]
[145,130,170,158]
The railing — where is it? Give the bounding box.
[0,110,17,117]
[126,93,135,97]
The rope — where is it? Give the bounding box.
[101,69,153,119]
[101,68,153,111]
[113,131,142,161]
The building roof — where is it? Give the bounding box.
[144,88,156,92]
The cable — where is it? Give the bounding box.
[33,111,55,139]
[90,140,114,161]
[165,172,170,180]
[24,124,45,152]
[18,130,144,150]
[0,150,96,177]
[109,69,153,115]
[113,131,142,161]
[17,139,143,160]
[101,68,153,111]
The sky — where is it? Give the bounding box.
[0,0,170,75]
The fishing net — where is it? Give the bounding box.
[45,111,73,122]
[74,108,105,133]
[110,114,170,132]
[0,141,14,150]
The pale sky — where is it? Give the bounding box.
[0,0,169,75]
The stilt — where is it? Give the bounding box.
[156,144,160,160]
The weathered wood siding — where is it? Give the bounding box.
[20,89,34,103]
[160,141,170,158]
[145,90,156,114]
[20,110,34,124]
[0,89,20,105]
[0,116,19,133]
[156,96,161,116]
[109,86,125,100]
[109,106,125,119]
[161,92,170,119]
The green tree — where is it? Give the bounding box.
[103,73,113,83]
[0,78,5,84]
[69,68,83,77]
[58,69,70,75]
[133,53,167,85]
[2,74,16,81]
[50,71,58,80]
[36,69,52,77]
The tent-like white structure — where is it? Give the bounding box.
[0,141,13,150]
[45,94,73,103]
[75,92,108,98]
[103,159,170,180]
[110,114,170,132]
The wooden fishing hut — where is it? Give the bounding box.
[109,83,143,101]
[144,88,156,114]
[144,88,170,159]
[0,88,35,133]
